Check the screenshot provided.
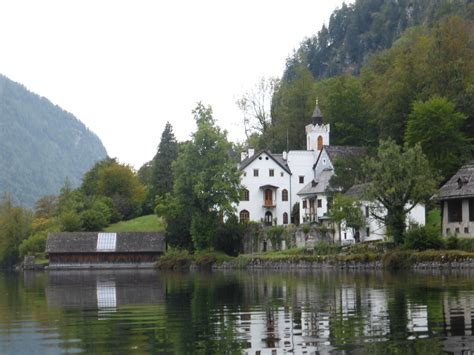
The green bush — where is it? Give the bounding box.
[403,225,444,251]
[456,238,474,252]
[314,241,341,255]
[383,250,414,269]
[213,215,244,256]
[155,249,192,270]
[446,235,459,250]
[19,232,47,257]
[81,209,108,231]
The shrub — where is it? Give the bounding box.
[213,215,244,256]
[314,241,340,255]
[446,235,459,250]
[403,225,444,251]
[155,249,192,270]
[456,238,474,252]
[19,232,47,257]
[81,209,108,231]
[383,250,414,269]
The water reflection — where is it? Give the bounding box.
[2,270,474,354]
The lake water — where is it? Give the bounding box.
[0,269,474,354]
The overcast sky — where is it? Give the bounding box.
[0,0,351,169]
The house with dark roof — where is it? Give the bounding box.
[438,161,474,237]
[46,232,165,269]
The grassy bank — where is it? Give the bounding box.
[156,245,474,271]
[104,215,164,232]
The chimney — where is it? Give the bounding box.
[282,151,287,161]
[248,148,255,158]
[241,151,248,162]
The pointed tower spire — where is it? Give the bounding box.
[311,98,323,125]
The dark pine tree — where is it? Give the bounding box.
[147,122,178,211]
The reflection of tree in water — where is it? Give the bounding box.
[4,270,474,353]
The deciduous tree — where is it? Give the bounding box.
[363,140,437,244]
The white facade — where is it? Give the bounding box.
[337,201,426,244]
[238,151,292,225]
[236,117,326,225]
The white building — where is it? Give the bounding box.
[236,103,326,225]
[337,183,426,244]
[236,102,426,239]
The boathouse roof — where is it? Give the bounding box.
[46,232,166,254]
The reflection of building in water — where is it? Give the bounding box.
[335,284,390,339]
[96,281,117,314]
[442,291,474,353]
[407,303,428,335]
[45,270,164,313]
[239,277,337,354]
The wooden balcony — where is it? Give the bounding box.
[263,200,276,208]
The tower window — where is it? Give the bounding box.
[317,136,323,151]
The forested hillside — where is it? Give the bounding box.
[289,0,472,79]
[0,75,107,207]
[246,0,474,181]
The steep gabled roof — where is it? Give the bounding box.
[438,161,474,200]
[345,183,370,199]
[314,145,367,169]
[239,150,291,174]
[46,232,166,254]
[297,169,333,196]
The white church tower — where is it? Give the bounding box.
[305,100,330,154]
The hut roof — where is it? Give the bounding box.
[438,161,474,200]
[46,232,166,254]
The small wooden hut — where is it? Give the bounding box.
[46,232,165,269]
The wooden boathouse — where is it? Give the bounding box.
[46,232,166,269]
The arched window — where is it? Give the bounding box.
[283,212,288,225]
[317,136,323,151]
[265,211,273,225]
[282,189,288,201]
[239,210,249,223]
[241,188,249,201]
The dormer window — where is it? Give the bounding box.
[457,176,469,189]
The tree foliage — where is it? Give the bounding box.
[405,96,470,178]
[157,103,241,250]
[0,195,33,267]
[363,140,438,244]
[330,194,366,241]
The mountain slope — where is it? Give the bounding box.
[286,0,472,80]
[0,74,108,207]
